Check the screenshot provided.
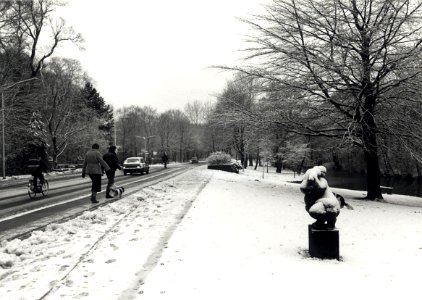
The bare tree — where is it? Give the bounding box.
[184,100,207,126]
[31,57,90,167]
[177,111,190,162]
[230,0,422,199]
[10,0,83,77]
[157,110,176,153]
[210,74,258,168]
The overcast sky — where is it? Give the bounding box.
[56,0,269,112]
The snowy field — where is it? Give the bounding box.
[0,166,421,299]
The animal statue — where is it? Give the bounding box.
[300,166,353,229]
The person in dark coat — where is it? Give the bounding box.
[82,143,110,203]
[31,152,49,192]
[162,152,169,168]
[103,145,122,198]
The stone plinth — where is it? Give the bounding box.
[308,225,340,260]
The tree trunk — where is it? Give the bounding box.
[415,159,421,178]
[52,137,58,168]
[275,159,282,173]
[332,152,342,171]
[275,154,282,173]
[240,152,247,169]
[297,156,306,175]
[179,137,183,162]
[362,108,383,200]
[364,149,382,199]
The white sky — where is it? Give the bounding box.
[55,0,269,112]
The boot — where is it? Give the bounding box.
[91,192,99,203]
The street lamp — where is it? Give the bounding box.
[115,116,130,155]
[1,92,5,179]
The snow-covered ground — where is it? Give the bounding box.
[1,166,421,299]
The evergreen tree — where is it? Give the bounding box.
[81,82,114,138]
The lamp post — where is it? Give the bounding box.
[116,116,130,155]
[114,122,117,146]
[1,92,5,179]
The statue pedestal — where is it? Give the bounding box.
[308,225,339,260]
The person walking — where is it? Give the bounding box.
[162,152,169,168]
[82,143,110,203]
[103,145,122,198]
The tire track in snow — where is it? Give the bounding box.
[117,173,213,300]
[35,168,194,300]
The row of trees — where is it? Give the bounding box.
[113,101,212,164]
[3,0,422,202]
[213,0,422,200]
[1,0,112,174]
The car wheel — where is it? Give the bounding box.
[146,168,149,174]
[140,170,144,175]
[123,171,127,175]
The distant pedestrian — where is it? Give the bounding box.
[162,152,169,168]
[82,143,110,203]
[103,145,122,198]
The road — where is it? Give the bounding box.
[0,163,198,241]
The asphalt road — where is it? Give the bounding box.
[0,163,199,241]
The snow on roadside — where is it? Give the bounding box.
[135,168,422,300]
[0,168,212,300]
[1,166,422,300]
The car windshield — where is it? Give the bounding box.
[126,158,143,163]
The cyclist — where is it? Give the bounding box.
[31,152,49,192]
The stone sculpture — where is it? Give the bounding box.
[300,166,352,229]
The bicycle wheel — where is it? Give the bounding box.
[28,180,37,199]
[41,180,49,197]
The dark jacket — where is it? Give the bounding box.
[83,149,110,175]
[39,158,49,172]
[103,151,121,171]
[28,158,49,175]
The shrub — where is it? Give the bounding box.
[206,152,232,165]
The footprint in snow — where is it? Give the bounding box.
[105,259,116,264]
[59,265,69,272]
[77,292,89,298]
[64,279,74,287]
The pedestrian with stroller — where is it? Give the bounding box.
[82,143,110,203]
[103,145,122,198]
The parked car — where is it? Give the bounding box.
[191,156,199,163]
[123,157,150,175]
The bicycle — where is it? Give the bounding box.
[28,178,49,199]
